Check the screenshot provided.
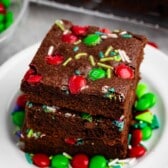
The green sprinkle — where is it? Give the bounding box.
[107,68,111,78]
[62,57,72,66]
[81,112,93,122]
[95,31,104,35]
[89,55,96,66]
[100,57,114,62]
[108,87,115,93]
[97,62,113,70]
[110,51,117,56]
[114,55,122,62]
[27,129,33,138]
[73,46,79,52]
[75,53,87,59]
[55,20,65,31]
[83,34,101,46]
[25,153,33,164]
[121,34,133,38]
[105,46,113,56]
[75,69,81,75]
[98,51,104,58]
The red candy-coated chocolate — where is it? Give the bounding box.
[45,55,64,65]
[100,28,111,34]
[71,154,89,168]
[71,25,88,36]
[131,129,142,146]
[32,154,50,167]
[62,33,78,43]
[115,64,134,79]
[128,145,146,158]
[147,41,158,48]
[65,138,76,145]
[69,75,87,94]
[24,69,42,84]
[16,94,27,108]
[0,3,6,14]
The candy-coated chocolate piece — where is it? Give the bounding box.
[0,13,5,22]
[128,145,146,158]
[68,75,87,94]
[136,83,147,98]
[71,25,88,36]
[5,11,13,22]
[131,129,142,146]
[51,154,70,168]
[0,3,6,14]
[134,93,156,111]
[0,22,5,32]
[89,68,106,81]
[45,55,64,65]
[32,154,50,167]
[83,34,101,46]
[1,0,11,8]
[150,115,160,129]
[100,28,111,34]
[115,64,134,79]
[25,153,33,164]
[71,154,89,168]
[16,94,27,108]
[135,111,153,124]
[62,33,78,43]
[12,111,25,127]
[89,155,107,168]
[142,126,152,140]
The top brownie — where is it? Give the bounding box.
[21,20,147,119]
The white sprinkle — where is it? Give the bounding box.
[101,35,108,39]
[102,85,109,93]
[81,85,89,91]
[65,113,72,117]
[118,49,131,63]
[107,33,118,38]
[63,152,72,160]
[120,31,127,35]
[63,29,71,35]
[108,158,119,166]
[48,46,54,55]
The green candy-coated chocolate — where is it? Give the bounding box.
[83,34,101,46]
[1,0,11,7]
[135,111,153,124]
[89,68,106,81]
[51,154,69,168]
[150,115,160,129]
[134,92,156,111]
[5,11,14,22]
[0,14,5,22]
[136,83,147,98]
[142,126,152,140]
[0,23,5,32]
[12,111,25,127]
[89,155,107,168]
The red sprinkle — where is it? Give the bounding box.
[100,28,111,34]
[147,41,158,48]
[62,33,78,43]
[71,154,89,168]
[16,94,27,108]
[65,138,76,145]
[32,154,50,167]
[128,145,146,158]
[45,55,64,65]
[0,3,6,14]
[68,75,87,94]
[71,25,88,36]
[131,129,142,146]
[24,69,42,84]
[115,64,134,79]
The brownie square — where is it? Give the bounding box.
[21,20,147,120]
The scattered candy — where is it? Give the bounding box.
[71,25,88,36]
[62,33,78,43]
[12,111,25,127]
[115,64,134,79]
[135,111,153,124]
[45,55,64,65]
[142,126,152,140]
[131,129,142,146]
[136,83,147,98]
[32,154,50,167]
[71,154,89,168]
[68,75,87,94]
[150,115,160,129]
[51,154,70,168]
[128,145,146,158]
[0,3,6,14]
[16,94,27,108]
[83,34,101,46]
[89,68,106,81]
[89,155,107,168]
[134,93,156,111]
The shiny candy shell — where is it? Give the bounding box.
[0,3,6,14]
[89,155,107,168]
[115,64,134,79]
[51,154,70,168]
[68,75,87,94]
[83,34,101,46]
[128,145,146,158]
[62,33,78,43]
[89,68,106,81]
[71,25,88,36]
[142,126,152,140]
[136,83,147,98]
[71,154,89,168]
[131,129,142,146]
[135,111,153,124]
[16,94,27,108]
[32,154,50,167]
[12,111,25,127]
[45,55,64,65]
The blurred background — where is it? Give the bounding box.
[0,0,168,64]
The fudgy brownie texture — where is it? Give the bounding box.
[20,101,132,158]
[21,20,147,119]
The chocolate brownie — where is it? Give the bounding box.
[20,101,132,158]
[21,20,147,120]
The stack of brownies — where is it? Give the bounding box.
[20,20,147,158]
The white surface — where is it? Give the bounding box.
[0,43,168,167]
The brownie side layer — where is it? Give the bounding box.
[20,102,132,158]
[21,20,147,119]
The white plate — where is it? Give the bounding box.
[0,43,168,168]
